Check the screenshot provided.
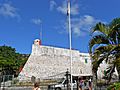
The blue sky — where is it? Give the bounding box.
[0,0,120,54]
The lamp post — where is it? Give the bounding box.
[65,69,70,90]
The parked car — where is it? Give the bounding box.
[48,78,77,90]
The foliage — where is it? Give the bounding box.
[89,18,120,82]
[107,82,120,90]
[0,45,29,76]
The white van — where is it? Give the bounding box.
[48,78,77,90]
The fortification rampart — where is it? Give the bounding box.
[18,43,92,81]
[32,44,80,57]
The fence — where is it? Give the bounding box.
[0,75,108,90]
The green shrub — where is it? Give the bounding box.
[107,82,120,90]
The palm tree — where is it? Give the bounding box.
[89,18,120,82]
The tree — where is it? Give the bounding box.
[0,45,28,76]
[89,18,120,82]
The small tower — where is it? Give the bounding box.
[34,39,41,45]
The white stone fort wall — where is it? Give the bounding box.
[18,44,93,81]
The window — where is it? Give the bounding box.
[85,58,87,63]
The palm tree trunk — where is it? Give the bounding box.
[115,58,120,82]
[107,64,116,84]
[116,64,120,82]
[92,72,97,90]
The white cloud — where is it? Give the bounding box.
[57,1,67,15]
[73,27,81,36]
[50,0,79,15]
[81,15,95,25]
[0,3,19,18]
[72,15,100,37]
[50,0,57,11]
[70,4,79,15]
[61,15,100,37]
[49,1,101,37]
[57,1,79,15]
[31,18,42,25]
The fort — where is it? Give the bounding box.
[18,39,108,82]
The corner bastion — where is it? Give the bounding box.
[18,40,93,81]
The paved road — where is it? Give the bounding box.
[94,86,107,90]
[0,86,48,90]
[1,87,107,90]
[1,87,31,90]
[1,87,32,90]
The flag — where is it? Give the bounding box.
[67,0,70,16]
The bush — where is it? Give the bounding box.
[107,82,120,90]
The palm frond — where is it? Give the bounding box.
[109,18,120,30]
[89,34,109,54]
[91,22,109,36]
[109,18,120,44]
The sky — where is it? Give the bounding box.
[0,0,120,54]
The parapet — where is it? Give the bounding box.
[31,44,80,58]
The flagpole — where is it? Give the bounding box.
[67,0,73,90]
[41,22,42,41]
[40,21,42,43]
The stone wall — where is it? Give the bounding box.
[18,44,92,81]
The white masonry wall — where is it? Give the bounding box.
[18,44,93,81]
